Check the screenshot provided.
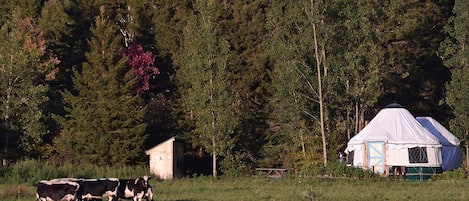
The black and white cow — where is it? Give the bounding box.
[36,180,79,201]
[75,178,120,201]
[117,176,152,201]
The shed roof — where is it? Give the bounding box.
[145,136,185,155]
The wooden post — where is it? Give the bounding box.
[364,143,368,170]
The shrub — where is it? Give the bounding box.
[220,151,255,177]
[294,161,377,179]
[435,167,467,180]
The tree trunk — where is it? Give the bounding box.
[3,86,11,166]
[347,110,351,140]
[355,101,359,134]
[312,22,327,167]
[212,136,217,177]
[300,131,306,158]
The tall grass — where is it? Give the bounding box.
[0,159,151,185]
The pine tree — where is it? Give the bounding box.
[179,0,238,177]
[54,6,146,166]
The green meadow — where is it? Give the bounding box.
[2,177,469,201]
[1,160,468,201]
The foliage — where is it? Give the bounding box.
[0,159,150,185]
[0,0,463,174]
[264,0,325,168]
[178,0,238,176]
[294,161,377,180]
[220,150,255,177]
[0,15,59,162]
[218,0,271,165]
[435,167,468,180]
[377,0,451,116]
[121,43,159,93]
[53,6,147,166]
[439,0,469,142]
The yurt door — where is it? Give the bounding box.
[367,141,385,173]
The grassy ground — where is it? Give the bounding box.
[2,177,469,201]
[155,176,469,201]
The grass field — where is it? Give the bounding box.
[2,176,469,201]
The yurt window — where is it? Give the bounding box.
[347,151,354,164]
[408,147,428,163]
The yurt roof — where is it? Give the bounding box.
[416,117,460,146]
[347,104,440,146]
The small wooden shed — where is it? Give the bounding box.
[145,136,185,180]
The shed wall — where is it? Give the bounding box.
[149,140,174,180]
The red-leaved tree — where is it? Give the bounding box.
[121,43,159,92]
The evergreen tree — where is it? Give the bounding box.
[439,0,469,151]
[216,0,271,173]
[179,0,238,177]
[0,0,42,21]
[54,6,146,166]
[0,15,59,164]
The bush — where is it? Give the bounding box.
[220,151,255,177]
[435,167,467,180]
[295,161,377,179]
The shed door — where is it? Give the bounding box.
[368,141,385,173]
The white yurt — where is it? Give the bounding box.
[344,103,442,178]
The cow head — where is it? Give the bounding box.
[138,176,151,189]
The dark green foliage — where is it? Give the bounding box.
[263,1,322,169]
[377,0,452,117]
[218,0,271,173]
[0,0,464,172]
[220,151,255,177]
[439,0,469,142]
[436,167,467,179]
[54,6,147,166]
[178,0,238,176]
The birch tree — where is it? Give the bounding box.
[179,0,238,177]
[265,0,329,168]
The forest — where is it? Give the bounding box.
[0,0,468,177]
